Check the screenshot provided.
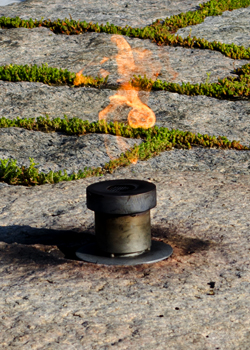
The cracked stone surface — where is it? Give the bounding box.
[1,1,250,349]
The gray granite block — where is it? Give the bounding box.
[1,170,250,349]
[0,126,250,177]
[177,7,250,48]
[1,83,250,144]
[0,28,249,86]
[0,0,206,27]
[0,127,142,173]
[1,2,250,349]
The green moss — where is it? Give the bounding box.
[1,63,249,100]
[130,64,250,99]
[0,64,108,87]
[0,2,249,186]
[0,0,250,58]
[0,117,248,186]
[151,0,250,33]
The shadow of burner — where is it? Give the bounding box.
[151,225,213,256]
[0,225,96,265]
[0,223,213,267]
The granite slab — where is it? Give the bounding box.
[1,1,250,349]
[1,170,250,349]
[0,0,206,27]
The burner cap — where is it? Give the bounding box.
[87,179,156,214]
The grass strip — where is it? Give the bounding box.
[0,63,108,87]
[0,1,250,59]
[0,117,248,186]
[233,62,250,76]
[130,64,250,99]
[150,33,250,59]
[151,0,250,32]
[1,63,249,99]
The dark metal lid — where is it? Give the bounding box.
[87,179,156,214]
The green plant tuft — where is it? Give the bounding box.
[0,117,248,186]
[1,0,250,58]
[130,66,250,100]
[0,64,107,87]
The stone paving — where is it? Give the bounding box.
[0,1,250,349]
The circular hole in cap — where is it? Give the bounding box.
[107,184,137,193]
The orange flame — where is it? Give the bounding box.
[97,35,162,164]
[99,35,156,129]
[74,69,88,86]
[74,36,170,164]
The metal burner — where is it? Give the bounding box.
[76,240,173,266]
[76,179,173,265]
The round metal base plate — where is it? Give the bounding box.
[76,240,173,266]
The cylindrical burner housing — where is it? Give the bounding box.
[87,179,156,257]
[95,211,151,256]
[76,179,173,265]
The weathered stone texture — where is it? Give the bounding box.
[0,28,249,86]
[0,127,142,173]
[1,126,250,177]
[1,1,250,349]
[0,0,206,27]
[177,7,250,48]
[1,82,250,145]
[1,171,250,349]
